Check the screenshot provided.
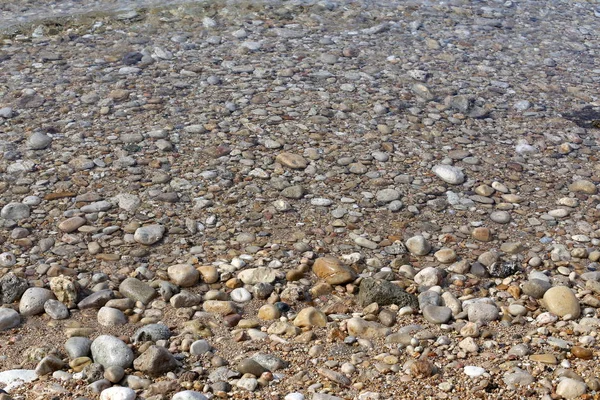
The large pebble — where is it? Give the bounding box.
[569,180,597,194]
[100,387,136,400]
[543,286,580,318]
[172,391,208,400]
[132,323,171,343]
[1,203,30,220]
[0,308,20,331]
[358,278,418,308]
[467,303,499,324]
[133,224,165,245]
[91,335,134,368]
[556,378,587,399]
[347,317,390,338]
[423,305,452,324]
[168,264,199,287]
[119,278,157,304]
[406,235,431,256]
[19,287,55,316]
[312,257,357,285]
[432,165,465,184]
[133,345,177,375]
[293,307,327,328]
[97,307,127,326]
[275,152,307,169]
[238,267,278,284]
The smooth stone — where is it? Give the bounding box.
[237,359,267,377]
[190,339,211,355]
[569,180,597,194]
[432,164,465,184]
[423,305,452,324]
[347,317,390,338]
[0,369,37,392]
[97,307,127,326]
[237,268,278,284]
[312,257,357,285]
[132,323,171,343]
[133,345,177,375]
[119,278,157,304]
[522,279,552,299]
[44,299,70,319]
[104,366,125,383]
[490,211,511,223]
[0,308,20,330]
[236,377,258,391]
[503,368,534,387]
[376,188,400,203]
[258,304,281,320]
[434,248,457,263]
[571,346,593,360]
[1,203,30,220]
[133,224,165,245]
[406,235,431,256]
[198,266,219,284]
[58,216,86,233]
[543,286,580,318]
[168,264,199,287]
[203,300,237,315]
[467,303,499,324]
[65,337,92,359]
[19,287,56,316]
[464,366,485,378]
[357,278,418,308]
[231,287,252,302]
[275,153,307,169]
[285,394,305,400]
[172,391,208,400]
[250,353,289,371]
[414,267,443,287]
[293,307,327,328]
[35,354,65,376]
[78,289,115,309]
[556,378,587,399]
[91,335,134,368]
[100,387,136,400]
[530,354,558,364]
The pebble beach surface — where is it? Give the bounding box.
[1,0,600,399]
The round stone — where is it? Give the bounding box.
[1,203,31,220]
[231,288,251,302]
[19,287,55,316]
[27,132,52,150]
[172,391,208,400]
[569,180,597,194]
[312,257,357,285]
[556,378,587,399]
[275,152,307,169]
[198,266,219,284]
[168,264,200,287]
[104,365,125,383]
[432,164,465,184]
[293,307,327,328]
[423,305,452,324]
[0,308,20,331]
[258,304,281,320]
[376,188,400,203]
[467,303,499,324]
[190,340,211,355]
[44,299,69,320]
[464,366,485,378]
[97,307,127,326]
[406,235,431,256]
[132,324,171,343]
[0,252,16,267]
[490,211,511,224]
[237,358,266,377]
[543,286,580,318]
[100,387,136,400]
[64,337,92,359]
[91,335,134,368]
[434,248,457,263]
[133,224,165,245]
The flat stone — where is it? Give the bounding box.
[203,300,237,315]
[100,387,136,400]
[347,317,390,338]
[529,354,558,364]
[27,132,52,150]
[569,180,597,194]
[556,378,587,399]
[312,257,357,285]
[78,289,114,309]
[237,358,266,377]
[58,216,86,233]
[238,267,278,284]
[172,391,208,400]
[543,286,580,318]
[275,153,307,169]
[0,369,37,392]
[119,278,157,304]
[467,303,499,324]
[44,299,69,319]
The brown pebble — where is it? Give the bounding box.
[571,346,593,360]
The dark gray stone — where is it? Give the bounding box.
[357,278,418,308]
[77,289,114,309]
[0,273,28,303]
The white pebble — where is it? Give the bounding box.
[464,366,485,378]
[231,288,252,303]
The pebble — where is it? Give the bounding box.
[231,287,252,302]
[464,366,486,378]
[543,286,581,318]
[19,287,55,316]
[293,307,327,328]
[1,203,30,220]
[405,235,431,256]
[97,307,127,326]
[556,378,587,399]
[172,391,208,400]
[312,257,357,285]
[133,224,166,245]
[432,165,465,184]
[91,335,134,368]
[44,299,70,319]
[99,387,136,400]
[423,305,452,324]
[0,308,21,331]
[133,345,178,375]
[168,264,200,287]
